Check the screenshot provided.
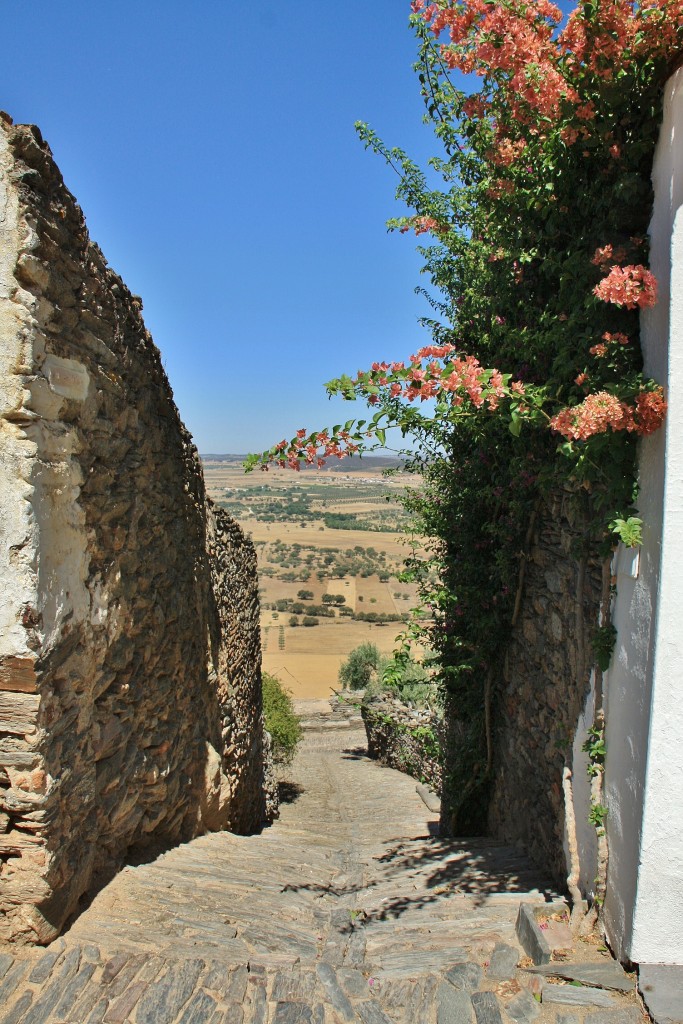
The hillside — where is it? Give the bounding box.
[202,456,425,698]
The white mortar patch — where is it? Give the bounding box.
[42,354,89,401]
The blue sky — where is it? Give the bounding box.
[3,1,450,454]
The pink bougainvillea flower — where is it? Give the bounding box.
[594,265,658,309]
[490,137,527,167]
[602,331,630,345]
[634,389,667,436]
[414,343,456,360]
[550,391,634,440]
[401,215,447,237]
[591,244,614,266]
[550,387,667,441]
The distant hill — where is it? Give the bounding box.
[200,453,406,473]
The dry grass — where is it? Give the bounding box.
[355,575,400,615]
[262,621,403,699]
[326,577,355,612]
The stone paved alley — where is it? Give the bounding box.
[0,712,646,1024]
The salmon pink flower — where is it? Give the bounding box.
[602,332,629,345]
[634,389,667,436]
[550,392,635,440]
[594,265,658,310]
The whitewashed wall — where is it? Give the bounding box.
[604,66,683,976]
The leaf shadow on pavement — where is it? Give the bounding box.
[363,835,560,920]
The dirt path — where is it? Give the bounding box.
[0,717,643,1023]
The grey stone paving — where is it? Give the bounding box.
[0,720,645,1023]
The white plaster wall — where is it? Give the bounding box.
[0,127,38,661]
[0,124,91,663]
[604,66,683,967]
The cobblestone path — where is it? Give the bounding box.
[0,719,645,1023]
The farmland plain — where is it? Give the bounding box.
[202,455,424,698]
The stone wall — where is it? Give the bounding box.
[487,490,602,886]
[0,116,272,944]
[362,696,443,794]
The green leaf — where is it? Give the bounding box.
[609,517,643,548]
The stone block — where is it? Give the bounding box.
[505,988,540,1023]
[134,959,205,1024]
[444,962,483,992]
[0,656,37,693]
[316,964,354,1020]
[356,1003,394,1024]
[471,991,504,1023]
[639,963,683,1024]
[177,990,219,1024]
[487,942,520,979]
[525,959,633,992]
[437,981,475,1023]
[2,991,34,1024]
[515,905,551,965]
[541,985,617,1008]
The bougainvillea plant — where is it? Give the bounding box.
[246,0,681,830]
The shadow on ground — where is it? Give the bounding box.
[279,833,559,927]
[278,781,305,804]
[340,746,368,761]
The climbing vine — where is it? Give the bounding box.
[247,1,681,838]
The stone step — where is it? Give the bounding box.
[1,730,635,1024]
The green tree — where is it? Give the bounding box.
[339,642,382,691]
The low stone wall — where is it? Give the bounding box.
[0,117,272,944]
[362,696,443,794]
[209,508,273,835]
[487,490,602,885]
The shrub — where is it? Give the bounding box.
[302,616,319,627]
[262,673,302,765]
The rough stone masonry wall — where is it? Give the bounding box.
[362,696,443,795]
[487,490,602,886]
[0,117,272,944]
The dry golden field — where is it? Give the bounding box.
[260,622,404,699]
[203,457,424,699]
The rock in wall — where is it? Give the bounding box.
[487,489,602,885]
[0,116,272,944]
